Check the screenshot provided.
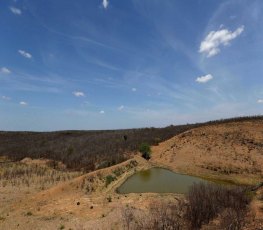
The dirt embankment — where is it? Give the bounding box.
[151,120,263,185]
[1,156,166,229]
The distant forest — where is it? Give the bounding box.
[0,116,262,171]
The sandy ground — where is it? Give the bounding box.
[0,120,263,229]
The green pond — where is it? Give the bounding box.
[117,167,206,194]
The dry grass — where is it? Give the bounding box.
[0,160,82,190]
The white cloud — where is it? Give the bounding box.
[1,67,11,74]
[118,105,124,111]
[257,99,263,103]
[102,0,109,9]
[20,101,28,106]
[9,6,22,15]
[199,26,244,57]
[73,91,85,97]
[99,110,105,114]
[196,74,213,83]
[1,96,11,100]
[18,50,32,59]
[132,88,137,92]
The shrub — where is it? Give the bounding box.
[219,208,247,230]
[121,200,186,230]
[185,183,251,229]
[58,224,65,230]
[26,211,32,216]
[105,175,116,187]
[258,191,263,201]
[139,143,151,160]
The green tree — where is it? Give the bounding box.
[139,143,151,160]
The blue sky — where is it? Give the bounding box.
[0,0,262,131]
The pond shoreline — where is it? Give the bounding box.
[116,167,208,194]
[111,157,249,197]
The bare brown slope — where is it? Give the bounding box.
[151,120,263,185]
[0,156,158,230]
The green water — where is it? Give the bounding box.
[117,167,206,194]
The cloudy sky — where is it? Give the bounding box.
[0,0,262,131]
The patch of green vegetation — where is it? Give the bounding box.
[245,190,256,199]
[139,143,151,160]
[105,175,116,187]
[113,168,123,177]
[58,224,65,230]
[196,173,244,186]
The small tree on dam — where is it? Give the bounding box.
[139,143,151,160]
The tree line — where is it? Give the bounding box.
[0,115,261,171]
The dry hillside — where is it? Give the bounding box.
[151,120,263,184]
[0,117,263,229]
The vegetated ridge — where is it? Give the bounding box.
[0,115,262,172]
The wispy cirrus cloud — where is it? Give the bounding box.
[196,74,213,83]
[73,91,85,97]
[9,6,22,15]
[18,50,32,59]
[132,88,137,92]
[199,26,244,57]
[0,70,65,94]
[1,67,11,74]
[102,0,109,9]
[257,99,263,104]
[99,110,105,114]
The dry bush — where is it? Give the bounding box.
[0,116,261,172]
[219,208,247,230]
[185,183,251,230]
[0,162,82,189]
[121,200,187,230]
[258,190,263,201]
[0,125,196,171]
[121,206,135,230]
[120,182,254,230]
[146,200,186,230]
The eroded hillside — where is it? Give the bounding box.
[151,120,263,184]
